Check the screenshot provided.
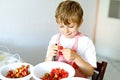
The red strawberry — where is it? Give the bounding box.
[58,46,63,50]
[58,51,63,55]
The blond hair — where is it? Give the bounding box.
[55,0,83,26]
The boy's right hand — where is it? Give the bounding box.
[45,44,58,61]
[49,44,59,56]
[46,44,64,61]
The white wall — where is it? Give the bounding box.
[0,0,97,65]
[95,0,120,60]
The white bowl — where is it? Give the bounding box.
[0,62,33,80]
[61,77,89,80]
[32,61,75,80]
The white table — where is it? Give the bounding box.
[61,77,90,80]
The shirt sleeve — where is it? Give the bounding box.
[84,39,97,68]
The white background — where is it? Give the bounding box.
[0,0,97,65]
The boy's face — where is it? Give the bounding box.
[58,22,79,38]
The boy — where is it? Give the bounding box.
[45,0,96,78]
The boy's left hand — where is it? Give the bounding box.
[61,48,77,60]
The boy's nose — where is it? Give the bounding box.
[64,27,69,33]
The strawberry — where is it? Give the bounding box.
[58,46,63,50]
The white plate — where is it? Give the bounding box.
[61,77,89,80]
[32,61,75,80]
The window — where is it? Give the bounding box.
[108,0,120,19]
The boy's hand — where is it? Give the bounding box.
[49,44,58,56]
[61,48,77,60]
[46,44,59,61]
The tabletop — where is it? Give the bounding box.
[61,77,90,80]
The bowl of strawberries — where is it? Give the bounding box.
[0,62,33,80]
[32,61,75,80]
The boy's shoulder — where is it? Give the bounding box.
[50,33,60,40]
[51,33,59,37]
[78,33,93,42]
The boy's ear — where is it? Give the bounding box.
[80,19,83,24]
[78,19,83,27]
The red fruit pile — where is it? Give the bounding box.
[40,68,69,80]
[6,65,30,78]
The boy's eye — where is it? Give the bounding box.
[69,26,73,28]
[59,26,64,28]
